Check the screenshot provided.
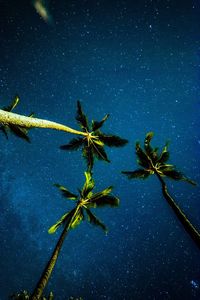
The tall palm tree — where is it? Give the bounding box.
[60,101,128,170]
[31,171,119,299]
[0,96,87,137]
[121,132,200,249]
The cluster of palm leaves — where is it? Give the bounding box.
[60,101,128,170]
[0,95,34,142]
[122,131,196,185]
[122,132,200,249]
[49,171,119,235]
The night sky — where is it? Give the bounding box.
[1,0,200,299]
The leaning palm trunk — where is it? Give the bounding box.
[30,223,69,300]
[155,171,200,249]
[0,109,87,136]
[30,206,80,300]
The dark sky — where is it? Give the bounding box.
[1,0,200,299]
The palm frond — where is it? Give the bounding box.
[28,112,35,118]
[9,125,30,142]
[144,131,154,155]
[89,186,113,202]
[89,195,119,208]
[122,169,151,179]
[60,137,84,151]
[157,142,170,164]
[82,145,94,170]
[92,142,110,162]
[85,208,107,233]
[48,209,75,234]
[3,95,19,112]
[92,114,109,131]
[76,101,89,131]
[71,208,84,229]
[136,142,150,168]
[183,177,197,186]
[98,133,128,147]
[54,184,78,200]
[158,164,174,172]
[162,168,196,186]
[82,171,95,198]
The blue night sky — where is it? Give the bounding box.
[1,0,200,299]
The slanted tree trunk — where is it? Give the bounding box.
[155,171,200,249]
[0,109,86,136]
[30,207,80,300]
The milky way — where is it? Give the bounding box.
[0,1,200,299]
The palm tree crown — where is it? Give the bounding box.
[122,131,196,185]
[60,101,128,170]
[0,95,34,142]
[49,171,119,235]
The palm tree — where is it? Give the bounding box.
[121,132,200,249]
[0,95,34,142]
[0,96,87,137]
[60,101,128,170]
[30,171,119,299]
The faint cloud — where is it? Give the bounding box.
[32,0,53,24]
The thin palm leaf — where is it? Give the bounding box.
[85,208,107,233]
[60,137,84,151]
[122,169,151,179]
[92,114,109,131]
[54,184,78,200]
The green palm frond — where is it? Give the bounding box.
[98,132,128,147]
[71,208,84,229]
[8,124,30,142]
[76,101,89,131]
[122,169,151,179]
[3,95,19,112]
[144,131,154,155]
[48,209,76,234]
[89,186,113,202]
[82,171,95,198]
[162,169,196,185]
[136,142,150,168]
[89,195,119,208]
[82,145,94,170]
[92,142,110,162]
[92,114,109,131]
[60,137,84,151]
[157,142,170,164]
[54,184,78,200]
[85,208,107,233]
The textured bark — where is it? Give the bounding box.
[155,171,200,249]
[0,109,86,136]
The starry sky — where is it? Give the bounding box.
[1,0,200,299]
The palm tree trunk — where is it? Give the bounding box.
[0,109,87,136]
[30,207,80,300]
[155,171,200,249]
[30,223,68,300]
